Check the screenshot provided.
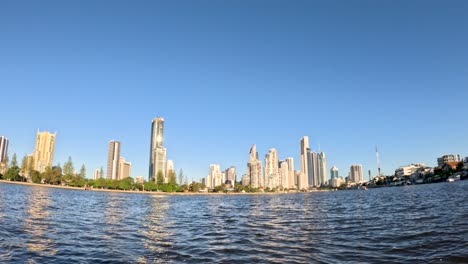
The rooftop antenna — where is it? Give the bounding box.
[376,145,381,176]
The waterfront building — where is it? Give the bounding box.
[224,166,236,185]
[279,160,289,189]
[331,177,344,188]
[206,164,223,188]
[437,154,461,167]
[285,157,295,189]
[464,157,468,169]
[94,168,101,180]
[135,176,145,184]
[107,140,121,180]
[308,151,327,187]
[149,117,167,181]
[33,129,56,172]
[300,136,310,189]
[166,159,174,182]
[241,174,250,186]
[119,157,131,179]
[247,144,263,188]
[349,164,363,183]
[0,136,8,164]
[395,163,425,177]
[264,148,279,189]
[307,151,318,187]
[330,166,339,180]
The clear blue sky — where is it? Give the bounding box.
[1,0,467,181]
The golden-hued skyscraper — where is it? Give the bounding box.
[33,130,56,172]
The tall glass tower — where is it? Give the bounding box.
[149,117,166,181]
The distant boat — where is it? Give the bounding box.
[447,175,461,182]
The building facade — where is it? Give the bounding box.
[395,163,425,177]
[264,148,279,189]
[94,168,101,180]
[165,159,174,182]
[437,154,461,167]
[33,130,56,172]
[349,164,363,183]
[0,136,8,165]
[285,157,295,189]
[119,157,131,179]
[330,166,339,180]
[224,166,236,185]
[300,136,310,190]
[206,164,222,188]
[107,140,121,180]
[247,144,263,188]
[149,117,167,181]
[279,160,289,189]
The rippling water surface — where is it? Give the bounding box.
[0,181,467,263]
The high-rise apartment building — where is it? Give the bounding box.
[206,164,222,188]
[279,160,289,189]
[107,140,121,180]
[224,166,236,185]
[33,130,56,172]
[330,166,339,180]
[247,144,263,188]
[350,164,363,183]
[94,168,101,180]
[264,148,279,189]
[285,157,295,189]
[119,157,131,179]
[0,136,8,164]
[300,136,310,190]
[149,117,167,181]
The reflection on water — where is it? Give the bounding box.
[23,187,58,257]
[0,181,467,263]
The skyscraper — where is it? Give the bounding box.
[350,164,363,183]
[285,157,295,189]
[0,136,8,164]
[300,136,310,190]
[107,140,121,180]
[264,148,279,189]
[119,157,131,179]
[33,129,56,172]
[247,144,263,188]
[225,166,236,185]
[206,164,222,188]
[94,168,101,180]
[149,117,167,181]
[279,160,289,189]
[330,166,339,180]
[317,152,327,186]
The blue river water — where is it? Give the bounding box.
[0,181,467,263]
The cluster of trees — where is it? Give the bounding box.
[0,154,88,187]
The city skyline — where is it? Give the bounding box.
[1,1,468,181]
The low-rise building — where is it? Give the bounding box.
[135,176,145,184]
[331,177,344,188]
[437,154,461,167]
[395,163,425,177]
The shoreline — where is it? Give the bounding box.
[0,180,290,195]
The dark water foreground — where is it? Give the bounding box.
[0,181,467,263]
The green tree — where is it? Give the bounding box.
[63,156,74,176]
[50,166,62,185]
[79,164,86,178]
[168,170,177,185]
[4,166,20,181]
[30,170,42,183]
[95,177,106,188]
[10,153,18,167]
[156,170,164,185]
[118,177,133,190]
[41,166,53,184]
[20,155,28,175]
